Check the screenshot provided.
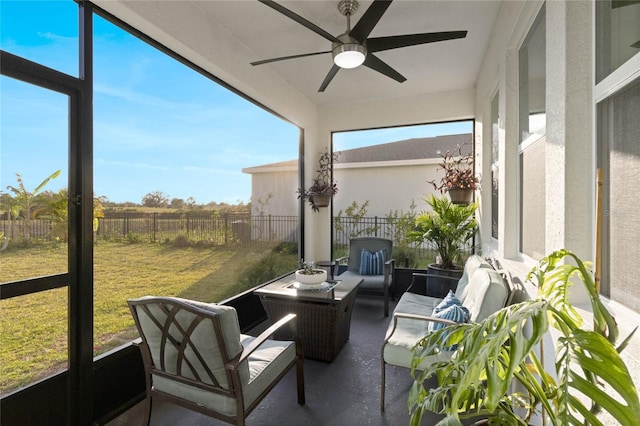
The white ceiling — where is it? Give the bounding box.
[96,0,503,108]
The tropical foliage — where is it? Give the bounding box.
[429,143,479,193]
[408,249,639,426]
[409,195,478,270]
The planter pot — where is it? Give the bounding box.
[393,268,428,297]
[447,188,474,205]
[294,269,327,287]
[425,264,464,298]
[309,193,331,208]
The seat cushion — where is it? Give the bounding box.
[154,335,295,418]
[339,270,386,292]
[132,297,248,389]
[383,292,450,368]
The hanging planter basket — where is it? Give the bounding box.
[310,193,331,208]
[447,188,473,205]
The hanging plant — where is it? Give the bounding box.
[297,148,339,212]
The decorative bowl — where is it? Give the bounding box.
[294,269,327,287]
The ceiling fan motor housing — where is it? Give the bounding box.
[332,33,367,68]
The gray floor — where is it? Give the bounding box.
[107,295,445,426]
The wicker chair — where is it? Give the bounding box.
[128,296,305,426]
[337,237,395,316]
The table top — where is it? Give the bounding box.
[254,272,362,304]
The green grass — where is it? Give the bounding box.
[0,241,297,394]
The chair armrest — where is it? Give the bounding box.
[384,311,457,344]
[335,256,348,265]
[234,313,297,366]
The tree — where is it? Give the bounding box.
[5,170,62,243]
[142,190,169,208]
[170,198,185,209]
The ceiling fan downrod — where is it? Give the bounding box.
[337,0,359,31]
[333,0,366,69]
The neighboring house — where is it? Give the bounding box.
[242,133,473,218]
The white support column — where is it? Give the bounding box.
[500,48,520,260]
[303,125,333,262]
[545,0,593,259]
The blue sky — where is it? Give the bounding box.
[1,1,470,205]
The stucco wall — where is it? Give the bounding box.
[249,159,443,218]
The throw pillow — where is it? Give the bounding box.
[429,304,470,332]
[358,249,386,275]
[429,291,471,351]
[433,290,462,314]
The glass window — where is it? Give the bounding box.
[598,77,640,311]
[0,0,78,77]
[491,92,500,240]
[518,5,546,259]
[596,0,640,83]
[519,7,546,145]
[92,15,300,356]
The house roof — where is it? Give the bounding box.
[242,133,472,173]
[335,133,472,163]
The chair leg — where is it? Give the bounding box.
[143,395,152,426]
[296,343,305,405]
[384,294,389,317]
[380,360,386,412]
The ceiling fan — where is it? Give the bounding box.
[251,0,468,92]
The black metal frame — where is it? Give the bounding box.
[1,1,303,424]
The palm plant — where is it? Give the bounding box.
[409,195,478,270]
[409,249,639,426]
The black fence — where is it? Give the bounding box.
[1,213,475,262]
[96,212,298,246]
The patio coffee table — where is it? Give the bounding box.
[254,273,363,362]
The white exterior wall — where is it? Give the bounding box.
[333,160,441,217]
[248,159,441,218]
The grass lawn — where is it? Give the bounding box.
[0,241,296,394]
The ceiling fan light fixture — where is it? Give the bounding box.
[332,43,366,68]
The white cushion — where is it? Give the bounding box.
[455,255,494,300]
[463,269,509,322]
[154,335,295,417]
[383,292,450,368]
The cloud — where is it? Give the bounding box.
[37,32,76,43]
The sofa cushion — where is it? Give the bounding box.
[464,269,509,322]
[455,255,494,301]
[359,248,386,275]
[383,293,451,368]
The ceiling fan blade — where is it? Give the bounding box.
[367,31,467,52]
[349,0,393,43]
[258,0,341,43]
[363,54,406,83]
[251,51,331,66]
[318,65,340,92]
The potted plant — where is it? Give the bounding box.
[298,149,339,212]
[409,249,640,426]
[408,195,478,295]
[294,260,327,288]
[429,143,479,205]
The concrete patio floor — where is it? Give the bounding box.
[105,295,449,426]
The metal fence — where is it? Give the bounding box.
[1,213,474,261]
[96,212,299,246]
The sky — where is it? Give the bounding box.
[1,1,471,205]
